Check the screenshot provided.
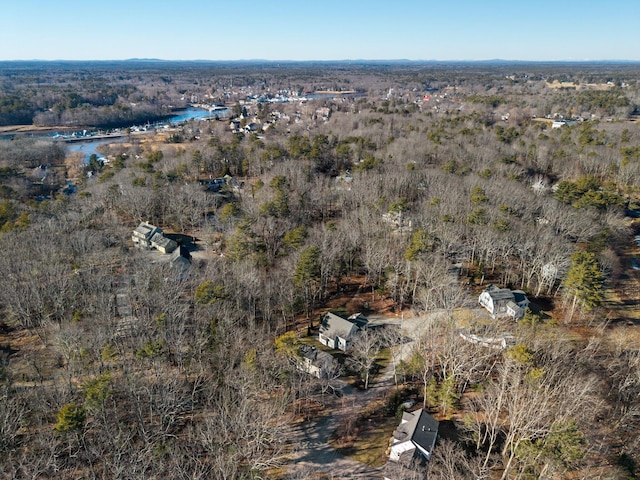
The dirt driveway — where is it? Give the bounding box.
[285,310,453,479]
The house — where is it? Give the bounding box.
[243,121,260,133]
[318,312,366,351]
[478,284,530,320]
[200,175,239,192]
[132,222,163,249]
[131,222,178,254]
[298,345,336,378]
[552,119,577,129]
[200,177,226,192]
[388,409,439,467]
[150,232,178,254]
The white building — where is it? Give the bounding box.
[318,312,366,351]
[478,284,530,320]
[388,409,439,466]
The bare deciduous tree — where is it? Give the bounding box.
[348,329,381,390]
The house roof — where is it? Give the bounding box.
[171,255,191,271]
[348,312,369,329]
[300,345,334,371]
[319,312,360,340]
[172,244,192,261]
[512,290,528,304]
[483,284,515,302]
[481,285,529,309]
[150,232,177,250]
[394,410,439,455]
[506,300,520,310]
[133,222,160,240]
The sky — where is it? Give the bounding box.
[0,0,639,62]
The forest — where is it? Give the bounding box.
[0,60,640,479]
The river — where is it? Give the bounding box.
[66,106,230,161]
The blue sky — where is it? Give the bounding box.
[1,0,638,61]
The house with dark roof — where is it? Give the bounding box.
[318,312,367,351]
[388,409,439,466]
[478,284,529,320]
[297,344,336,379]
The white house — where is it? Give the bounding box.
[478,284,530,320]
[388,409,439,466]
[318,312,366,351]
[552,119,578,129]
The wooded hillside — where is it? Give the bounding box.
[1,61,640,479]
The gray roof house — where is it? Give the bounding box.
[298,345,336,379]
[478,284,529,320]
[387,409,439,471]
[132,222,178,254]
[318,312,366,351]
[132,222,162,248]
[150,232,178,254]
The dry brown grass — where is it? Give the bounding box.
[546,81,615,91]
[329,397,398,467]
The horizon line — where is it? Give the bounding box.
[2,58,640,64]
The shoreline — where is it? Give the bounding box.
[0,125,66,135]
[1,106,229,138]
[0,107,203,137]
[313,90,358,95]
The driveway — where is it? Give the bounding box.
[285,312,420,479]
[285,310,459,479]
[286,357,397,479]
